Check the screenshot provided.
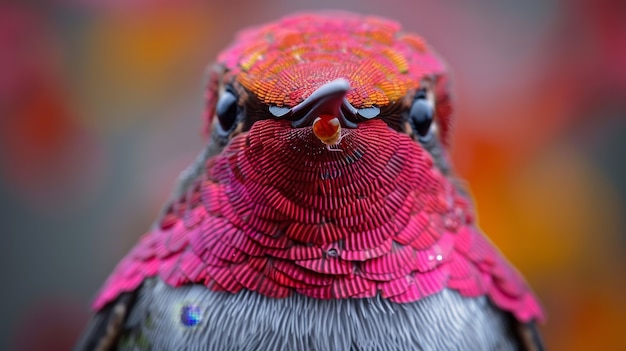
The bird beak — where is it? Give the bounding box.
[292,79,349,146]
[278,79,357,130]
[291,78,350,117]
[268,78,380,133]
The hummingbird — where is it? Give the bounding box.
[75,12,545,351]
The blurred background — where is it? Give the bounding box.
[1,0,625,349]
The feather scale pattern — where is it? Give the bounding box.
[94,119,543,323]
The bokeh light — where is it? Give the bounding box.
[1,1,625,350]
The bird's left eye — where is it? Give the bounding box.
[216,88,239,132]
[409,89,434,141]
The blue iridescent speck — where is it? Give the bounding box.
[181,305,202,327]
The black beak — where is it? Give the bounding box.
[268,79,379,129]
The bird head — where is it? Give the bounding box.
[205,13,453,157]
[193,12,459,247]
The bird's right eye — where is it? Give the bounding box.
[216,89,239,132]
[408,89,435,143]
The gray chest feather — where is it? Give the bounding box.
[119,279,519,351]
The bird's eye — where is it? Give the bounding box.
[409,89,434,140]
[216,88,238,132]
